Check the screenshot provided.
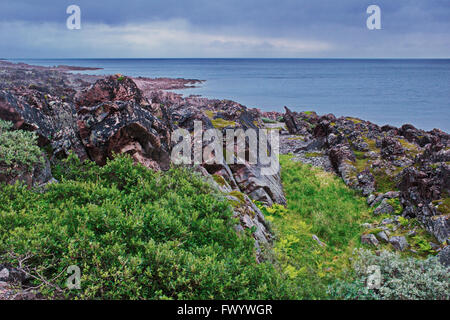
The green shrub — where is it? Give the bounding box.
[0,153,297,299]
[0,119,44,174]
[328,249,449,300]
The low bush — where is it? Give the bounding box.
[0,119,44,175]
[0,153,297,299]
[328,249,449,300]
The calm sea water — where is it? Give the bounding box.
[8,58,450,132]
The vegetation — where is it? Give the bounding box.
[0,153,298,299]
[0,119,44,175]
[261,155,372,298]
[328,249,449,300]
[261,117,277,124]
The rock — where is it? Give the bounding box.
[376,231,389,243]
[367,194,376,205]
[437,246,450,267]
[312,234,326,247]
[77,100,171,170]
[373,199,394,215]
[0,268,9,280]
[75,75,148,108]
[380,137,405,159]
[229,162,286,206]
[389,236,409,251]
[380,218,394,225]
[283,106,310,135]
[361,234,379,247]
[357,169,376,196]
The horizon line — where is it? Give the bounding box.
[4,57,450,60]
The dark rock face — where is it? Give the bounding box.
[77,100,171,170]
[283,106,311,135]
[0,90,88,160]
[75,75,148,108]
[381,137,405,159]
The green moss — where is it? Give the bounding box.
[432,197,450,214]
[261,117,277,124]
[287,136,305,141]
[211,118,237,129]
[212,174,227,187]
[387,198,403,215]
[305,152,322,158]
[398,138,421,157]
[228,190,246,205]
[346,117,362,124]
[204,110,215,119]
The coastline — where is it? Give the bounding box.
[0,59,448,300]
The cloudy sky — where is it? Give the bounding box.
[1,0,449,58]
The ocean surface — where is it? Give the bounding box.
[8,58,450,132]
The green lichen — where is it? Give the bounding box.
[228,190,246,205]
[212,174,227,187]
[211,118,237,129]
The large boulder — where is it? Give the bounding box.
[77,100,171,170]
[75,75,148,108]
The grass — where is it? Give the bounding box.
[264,155,372,298]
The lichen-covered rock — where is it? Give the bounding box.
[75,75,148,108]
[373,199,395,215]
[389,236,409,251]
[361,234,379,247]
[77,100,171,170]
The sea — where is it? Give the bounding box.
[7,58,450,132]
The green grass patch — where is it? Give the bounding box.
[265,155,372,298]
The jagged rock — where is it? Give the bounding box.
[381,137,405,159]
[357,169,376,196]
[229,163,286,206]
[376,231,389,243]
[0,90,87,160]
[380,218,394,225]
[75,75,148,108]
[389,236,409,251]
[77,100,171,170]
[373,199,395,215]
[361,234,379,247]
[438,246,450,267]
[367,194,376,205]
[283,106,309,135]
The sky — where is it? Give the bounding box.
[1,0,449,58]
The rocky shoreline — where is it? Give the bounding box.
[0,60,448,298]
